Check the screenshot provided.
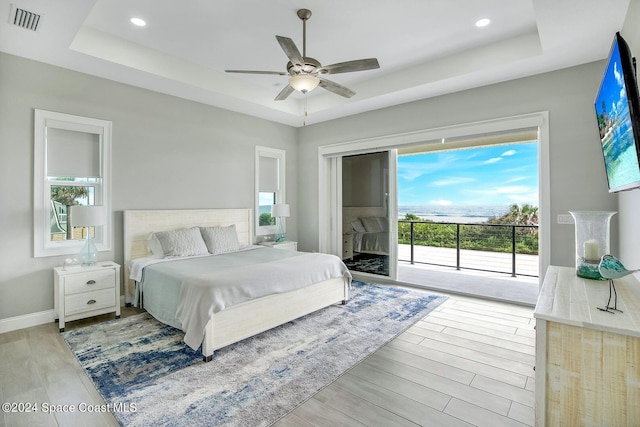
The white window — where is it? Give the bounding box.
[255,146,286,237]
[34,109,112,257]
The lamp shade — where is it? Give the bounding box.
[271,203,290,218]
[70,205,105,227]
[289,75,319,93]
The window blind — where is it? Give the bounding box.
[46,128,101,178]
[259,156,278,192]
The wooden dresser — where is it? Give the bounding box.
[534,265,640,426]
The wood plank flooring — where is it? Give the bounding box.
[275,295,535,427]
[0,294,535,427]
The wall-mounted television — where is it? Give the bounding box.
[595,32,640,192]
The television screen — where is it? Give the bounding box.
[595,32,640,192]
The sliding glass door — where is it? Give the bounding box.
[319,150,397,280]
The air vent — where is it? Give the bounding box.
[10,5,41,31]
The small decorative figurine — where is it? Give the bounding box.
[597,254,639,313]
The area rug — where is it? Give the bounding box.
[63,281,446,426]
[344,253,389,275]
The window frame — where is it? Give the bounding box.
[255,146,286,237]
[34,109,112,258]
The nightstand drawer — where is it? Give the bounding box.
[64,269,115,295]
[342,234,353,260]
[65,288,116,316]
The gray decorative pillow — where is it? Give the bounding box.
[200,225,241,254]
[154,227,209,257]
[361,216,383,233]
[351,219,366,233]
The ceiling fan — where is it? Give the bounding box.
[225,9,380,101]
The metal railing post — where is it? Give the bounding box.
[456,223,461,270]
[511,225,517,277]
[410,221,415,264]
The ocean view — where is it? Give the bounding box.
[398,205,512,224]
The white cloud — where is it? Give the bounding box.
[501,149,516,156]
[506,176,527,183]
[614,61,623,87]
[483,157,502,164]
[430,177,475,186]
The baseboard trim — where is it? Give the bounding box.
[0,310,56,334]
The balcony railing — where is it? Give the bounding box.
[398,220,539,278]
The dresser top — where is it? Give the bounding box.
[534,265,640,337]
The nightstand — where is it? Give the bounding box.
[342,234,354,260]
[260,241,298,251]
[53,261,121,332]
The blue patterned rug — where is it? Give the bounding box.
[63,281,447,426]
[344,253,389,275]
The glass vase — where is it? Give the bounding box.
[569,211,616,280]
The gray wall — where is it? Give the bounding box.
[296,61,620,269]
[0,53,297,320]
[342,152,387,207]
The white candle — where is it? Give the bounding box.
[583,239,600,262]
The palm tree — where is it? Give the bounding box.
[404,213,421,221]
[51,185,89,239]
[489,204,538,226]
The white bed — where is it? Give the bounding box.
[123,208,351,362]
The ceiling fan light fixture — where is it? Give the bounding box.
[289,75,320,93]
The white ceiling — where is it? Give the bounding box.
[0,0,631,127]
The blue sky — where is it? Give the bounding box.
[397,142,539,207]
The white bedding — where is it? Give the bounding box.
[131,246,351,350]
[353,231,389,255]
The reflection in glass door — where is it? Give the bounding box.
[341,151,397,278]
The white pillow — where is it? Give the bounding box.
[154,227,209,257]
[361,217,383,233]
[146,233,164,258]
[200,225,241,254]
[351,219,366,233]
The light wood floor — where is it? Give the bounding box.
[0,295,535,427]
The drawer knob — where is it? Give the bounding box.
[86,280,96,285]
[87,299,96,305]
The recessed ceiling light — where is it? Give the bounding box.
[475,18,491,28]
[130,17,146,27]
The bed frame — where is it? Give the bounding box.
[123,208,349,362]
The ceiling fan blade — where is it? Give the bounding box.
[226,70,288,75]
[276,35,304,66]
[318,78,355,98]
[274,85,295,101]
[318,58,380,75]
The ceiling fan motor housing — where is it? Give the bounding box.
[287,57,322,76]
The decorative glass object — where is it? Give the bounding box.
[569,211,616,280]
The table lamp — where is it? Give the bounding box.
[70,205,105,266]
[271,203,290,242]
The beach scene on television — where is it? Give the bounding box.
[595,40,640,190]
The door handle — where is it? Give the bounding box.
[87,299,96,305]
[86,280,96,285]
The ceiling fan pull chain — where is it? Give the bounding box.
[303,96,308,126]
